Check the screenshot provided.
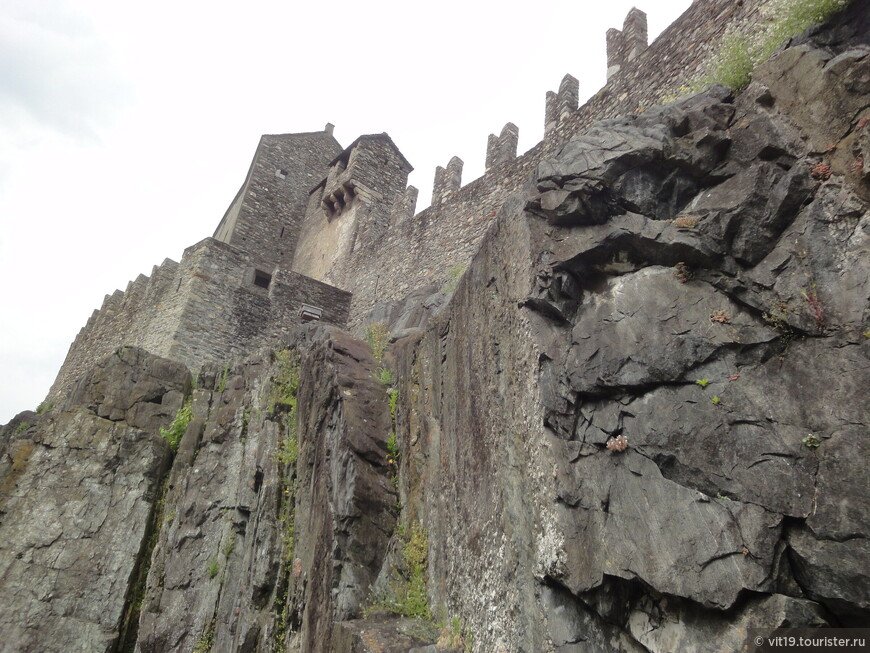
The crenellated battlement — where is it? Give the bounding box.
[48,0,784,402]
[431,156,464,207]
[486,123,519,171]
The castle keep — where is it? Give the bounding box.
[50,0,781,402]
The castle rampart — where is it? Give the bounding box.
[48,0,780,401]
[306,0,777,328]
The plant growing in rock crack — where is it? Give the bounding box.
[386,388,400,490]
[268,349,299,466]
[674,262,693,284]
[710,310,731,324]
[711,396,722,406]
[441,263,467,293]
[192,620,215,653]
[372,521,431,619]
[801,288,826,333]
[160,399,192,451]
[803,434,822,447]
[377,366,395,386]
[763,302,796,352]
[363,322,390,363]
[35,401,53,415]
[206,557,220,579]
[685,0,851,93]
[217,364,230,392]
[606,435,629,453]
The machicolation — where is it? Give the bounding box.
[49,0,784,402]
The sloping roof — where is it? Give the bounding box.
[327,133,414,173]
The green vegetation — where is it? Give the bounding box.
[376,522,430,619]
[386,388,400,489]
[192,621,215,653]
[712,396,722,406]
[442,263,467,293]
[364,322,390,363]
[35,401,53,415]
[159,399,192,451]
[268,349,300,466]
[13,421,32,435]
[269,349,301,652]
[223,531,236,558]
[206,557,220,579]
[687,0,851,93]
[267,349,299,415]
[695,379,710,388]
[803,434,822,448]
[377,366,395,386]
[217,364,230,392]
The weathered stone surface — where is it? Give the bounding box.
[132,327,396,653]
[386,18,869,651]
[3,4,869,652]
[0,348,182,653]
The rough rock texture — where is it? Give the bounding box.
[1,6,868,653]
[0,347,187,653]
[380,17,869,652]
[132,327,397,653]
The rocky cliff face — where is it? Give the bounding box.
[1,5,868,652]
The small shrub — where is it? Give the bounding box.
[159,399,192,451]
[711,396,722,405]
[689,0,851,93]
[373,522,431,619]
[696,378,710,388]
[217,364,230,392]
[441,263,467,293]
[702,30,754,91]
[386,431,399,467]
[192,621,215,653]
[377,366,395,386]
[364,322,390,364]
[267,350,299,415]
[206,557,220,579]
[811,162,833,180]
[803,434,822,447]
[674,262,693,284]
[35,401,53,415]
[223,531,236,558]
[802,289,826,333]
[672,215,698,229]
[13,422,33,435]
[606,435,629,453]
[274,433,298,465]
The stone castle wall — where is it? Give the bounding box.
[213,130,342,273]
[49,238,351,403]
[321,0,775,327]
[49,0,781,398]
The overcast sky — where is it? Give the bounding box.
[0,0,693,423]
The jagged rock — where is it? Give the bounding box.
[0,348,181,653]
[132,327,396,653]
[531,88,733,226]
[2,5,869,653]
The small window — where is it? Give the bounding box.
[275,169,288,179]
[254,270,272,289]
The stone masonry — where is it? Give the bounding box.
[50,0,784,400]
